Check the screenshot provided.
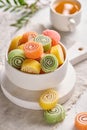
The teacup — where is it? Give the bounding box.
[50,0,82,32]
[5,42,68,91]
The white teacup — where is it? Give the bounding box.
[50,0,82,32]
[5,42,68,91]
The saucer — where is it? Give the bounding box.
[1,63,76,110]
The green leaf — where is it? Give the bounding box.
[0,0,4,4]
[13,0,18,5]
[3,6,11,11]
[10,6,17,12]
[0,0,40,30]
[0,5,5,8]
[18,0,27,5]
[6,0,11,5]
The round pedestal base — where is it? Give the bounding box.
[1,63,76,110]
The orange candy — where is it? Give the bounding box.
[24,41,43,59]
[19,31,38,44]
[75,112,87,130]
[43,29,60,46]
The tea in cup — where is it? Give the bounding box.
[50,0,82,32]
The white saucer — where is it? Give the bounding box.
[1,63,76,110]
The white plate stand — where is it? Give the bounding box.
[1,63,76,110]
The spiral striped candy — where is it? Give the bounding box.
[75,112,87,130]
[19,31,38,44]
[39,89,58,110]
[44,104,65,124]
[40,54,58,73]
[24,41,43,59]
[34,34,52,52]
[8,49,25,69]
[50,44,64,65]
[43,29,60,46]
[21,59,41,74]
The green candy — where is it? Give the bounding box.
[34,34,52,52]
[40,54,58,73]
[8,49,25,69]
[44,104,66,124]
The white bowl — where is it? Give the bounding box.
[5,42,68,91]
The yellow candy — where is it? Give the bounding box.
[21,59,41,74]
[50,44,64,65]
[17,44,24,50]
[39,89,58,110]
[9,36,22,51]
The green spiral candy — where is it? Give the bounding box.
[44,104,66,124]
[34,34,52,52]
[8,49,25,69]
[40,54,58,73]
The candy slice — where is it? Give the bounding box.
[34,34,52,52]
[40,54,58,73]
[43,29,60,46]
[44,104,65,124]
[50,44,64,65]
[17,44,24,50]
[9,36,22,51]
[21,59,41,74]
[24,41,43,59]
[75,112,87,130]
[19,31,38,44]
[8,49,25,69]
[39,89,58,110]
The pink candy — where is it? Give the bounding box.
[43,29,61,46]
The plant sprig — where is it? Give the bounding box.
[0,0,40,30]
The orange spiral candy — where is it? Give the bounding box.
[24,41,43,59]
[75,112,87,130]
[19,31,38,44]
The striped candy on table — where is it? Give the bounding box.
[44,104,66,124]
[75,112,87,130]
[39,89,58,110]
